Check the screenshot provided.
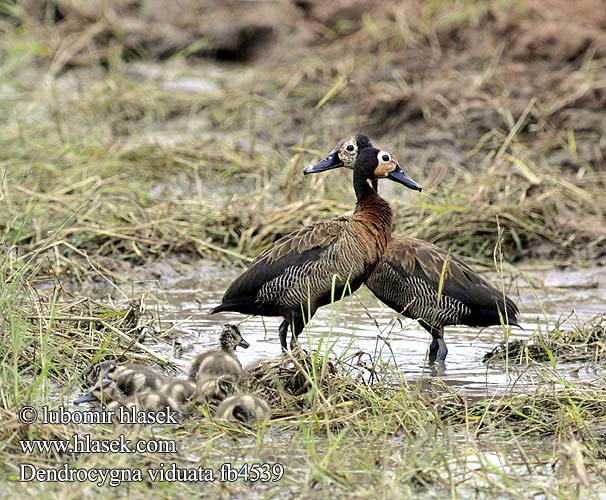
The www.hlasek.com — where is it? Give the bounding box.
[17,405,285,487]
[20,433,176,455]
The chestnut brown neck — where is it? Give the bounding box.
[354,175,394,248]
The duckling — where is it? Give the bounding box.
[134,376,240,414]
[129,379,202,414]
[214,393,271,426]
[304,135,520,362]
[101,362,171,397]
[188,324,250,382]
[74,376,222,415]
[197,375,238,402]
[82,361,192,412]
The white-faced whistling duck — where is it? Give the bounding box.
[211,147,422,351]
[188,324,249,382]
[214,393,271,426]
[304,135,520,362]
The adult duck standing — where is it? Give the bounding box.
[212,147,422,350]
[304,135,519,362]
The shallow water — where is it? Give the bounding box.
[152,265,606,397]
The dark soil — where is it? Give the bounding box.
[21,0,606,179]
[5,0,606,264]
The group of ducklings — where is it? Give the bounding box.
[74,324,270,426]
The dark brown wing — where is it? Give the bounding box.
[212,217,350,314]
[254,216,348,265]
[367,237,519,327]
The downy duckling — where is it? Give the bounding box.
[77,361,183,410]
[101,362,171,397]
[214,393,271,426]
[189,324,250,382]
[74,370,236,414]
[128,379,203,414]
[75,377,214,416]
[74,377,127,406]
[132,377,240,415]
[197,375,238,402]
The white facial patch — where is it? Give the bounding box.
[339,137,358,168]
[377,150,391,163]
[373,150,397,178]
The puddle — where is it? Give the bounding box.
[149,266,606,397]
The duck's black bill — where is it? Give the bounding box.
[239,339,250,349]
[388,166,422,191]
[73,377,112,404]
[303,150,343,175]
[73,391,97,404]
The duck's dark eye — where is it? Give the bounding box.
[382,154,390,162]
[346,144,355,152]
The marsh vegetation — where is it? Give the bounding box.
[1,0,605,497]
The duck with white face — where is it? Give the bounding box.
[303,135,520,364]
[304,134,372,173]
[211,145,422,351]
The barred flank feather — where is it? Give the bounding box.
[367,238,519,329]
[211,147,398,349]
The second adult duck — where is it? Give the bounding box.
[305,135,520,362]
[212,148,422,350]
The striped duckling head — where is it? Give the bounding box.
[219,324,250,352]
[73,377,126,406]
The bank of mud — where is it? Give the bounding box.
[2,1,606,497]
[1,0,605,273]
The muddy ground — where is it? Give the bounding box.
[1,0,605,270]
[1,0,606,498]
[16,0,606,171]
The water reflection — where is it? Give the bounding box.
[152,267,606,397]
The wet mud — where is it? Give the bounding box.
[148,265,606,398]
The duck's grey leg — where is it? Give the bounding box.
[422,323,448,363]
[289,314,305,350]
[429,337,448,363]
[279,320,289,352]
